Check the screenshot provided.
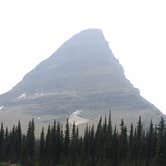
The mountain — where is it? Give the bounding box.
[0,29,164,131]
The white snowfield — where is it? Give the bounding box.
[0,105,4,110]
[16,92,58,101]
[16,93,27,100]
[69,110,89,125]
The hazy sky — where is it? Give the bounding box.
[0,0,166,114]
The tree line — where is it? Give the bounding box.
[0,113,166,166]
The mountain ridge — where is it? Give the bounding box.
[0,29,164,132]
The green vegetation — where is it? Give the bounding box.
[0,113,166,166]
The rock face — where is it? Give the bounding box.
[0,29,164,130]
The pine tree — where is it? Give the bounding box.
[0,123,4,160]
[112,126,119,166]
[119,119,128,164]
[136,116,143,164]
[108,110,112,135]
[16,121,22,161]
[145,120,154,166]
[95,117,103,161]
[64,118,70,157]
[70,122,77,164]
[4,127,9,161]
[45,125,51,165]
[129,123,134,164]
[155,117,166,165]
[55,122,63,163]
[106,111,113,161]
[26,119,35,164]
[39,127,45,165]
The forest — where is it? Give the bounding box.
[0,113,166,166]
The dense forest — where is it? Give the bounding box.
[0,113,166,166]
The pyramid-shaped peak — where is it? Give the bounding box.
[0,29,164,129]
[5,28,124,94]
[67,28,106,44]
[76,28,104,36]
[48,28,110,64]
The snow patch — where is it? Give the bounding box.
[0,105,4,110]
[69,110,89,125]
[30,93,45,99]
[17,93,27,100]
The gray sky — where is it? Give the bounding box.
[0,0,166,114]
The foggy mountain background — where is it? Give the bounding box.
[0,0,166,114]
[0,29,164,134]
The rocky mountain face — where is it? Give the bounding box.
[0,29,164,131]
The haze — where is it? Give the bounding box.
[0,0,166,114]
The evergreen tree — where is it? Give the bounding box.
[119,119,128,163]
[0,113,166,166]
[70,122,78,164]
[26,119,35,164]
[39,127,45,166]
[0,123,4,160]
[45,125,52,165]
[136,116,143,165]
[145,120,154,166]
[155,117,166,165]
[16,121,22,161]
[64,118,70,157]
[55,122,63,163]
[129,123,134,164]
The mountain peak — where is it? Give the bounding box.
[72,28,104,39]
[56,28,106,50]
[76,28,103,34]
[0,29,164,130]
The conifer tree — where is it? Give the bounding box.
[145,120,154,166]
[1,113,166,166]
[16,121,22,161]
[0,123,4,160]
[119,119,128,164]
[45,125,52,165]
[64,118,70,157]
[155,117,166,165]
[129,123,134,164]
[26,119,35,164]
[39,127,45,165]
[55,122,62,163]
[136,116,143,164]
